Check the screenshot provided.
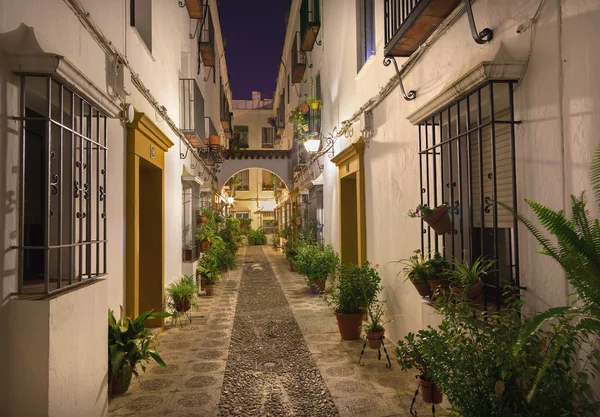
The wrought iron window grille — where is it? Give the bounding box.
[12,74,108,295]
[417,80,520,310]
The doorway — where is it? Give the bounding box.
[340,174,358,265]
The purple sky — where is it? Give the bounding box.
[218,0,290,100]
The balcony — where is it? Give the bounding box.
[300,0,320,51]
[179,78,205,148]
[291,32,307,84]
[199,6,215,67]
[182,0,202,19]
[384,0,461,57]
[220,86,232,135]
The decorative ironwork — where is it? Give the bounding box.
[417,80,520,310]
[464,0,493,44]
[383,56,416,101]
[224,149,291,160]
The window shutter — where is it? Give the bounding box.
[470,109,513,228]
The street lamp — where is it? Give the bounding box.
[227,197,234,206]
[304,137,321,153]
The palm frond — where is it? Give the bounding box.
[591,143,600,207]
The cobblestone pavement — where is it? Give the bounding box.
[109,245,434,416]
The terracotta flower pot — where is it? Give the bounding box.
[422,205,452,235]
[295,217,301,225]
[289,262,297,272]
[409,277,433,298]
[427,279,449,293]
[335,312,363,340]
[208,135,221,146]
[200,240,211,251]
[175,299,191,313]
[367,329,385,349]
[240,223,248,230]
[419,376,443,404]
[200,277,205,290]
[109,368,132,396]
[450,277,483,301]
[310,278,326,294]
[198,215,207,224]
[220,266,228,273]
[205,285,215,296]
[300,103,309,113]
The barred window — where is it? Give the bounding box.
[234,125,249,146]
[234,211,250,219]
[262,170,275,190]
[418,81,520,309]
[182,183,200,262]
[262,127,274,148]
[15,75,108,294]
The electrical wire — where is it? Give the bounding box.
[62,0,212,175]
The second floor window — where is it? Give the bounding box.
[131,0,152,53]
[233,126,249,147]
[262,127,274,148]
[357,0,374,71]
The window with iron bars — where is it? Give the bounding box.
[236,169,250,191]
[418,80,520,310]
[182,183,201,262]
[14,74,108,295]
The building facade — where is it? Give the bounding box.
[0,0,232,415]
[274,0,600,343]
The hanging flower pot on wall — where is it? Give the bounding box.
[300,103,309,113]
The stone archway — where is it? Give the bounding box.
[218,157,292,191]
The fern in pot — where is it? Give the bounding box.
[166,275,198,319]
[362,300,391,349]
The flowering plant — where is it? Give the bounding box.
[407,204,435,218]
[267,116,276,127]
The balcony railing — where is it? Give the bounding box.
[180,78,205,148]
[384,0,461,57]
[291,32,307,84]
[300,0,320,51]
[199,6,215,67]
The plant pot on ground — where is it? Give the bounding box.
[323,261,382,340]
[295,243,339,294]
[108,307,170,395]
[407,204,452,235]
[197,255,221,296]
[447,255,493,301]
[419,376,443,404]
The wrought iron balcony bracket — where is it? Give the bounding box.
[383,56,416,101]
[464,0,493,44]
[178,1,185,7]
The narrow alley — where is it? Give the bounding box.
[108,247,428,417]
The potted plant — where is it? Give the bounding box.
[292,211,301,225]
[196,225,215,251]
[395,330,443,405]
[108,307,170,395]
[407,204,452,235]
[323,261,381,340]
[239,217,252,230]
[288,107,309,141]
[197,207,212,225]
[425,251,451,293]
[166,275,198,320]
[267,116,276,127]
[208,135,221,146]
[296,243,339,294]
[362,300,390,349]
[305,96,321,110]
[283,239,298,271]
[396,249,433,298]
[447,255,493,301]
[197,255,221,296]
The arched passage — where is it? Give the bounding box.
[218,157,292,191]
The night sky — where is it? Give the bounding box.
[218,0,291,100]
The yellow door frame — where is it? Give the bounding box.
[126,110,174,319]
[331,137,366,265]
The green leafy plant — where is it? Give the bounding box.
[283,238,298,263]
[304,96,321,109]
[197,255,222,285]
[362,300,391,333]
[288,107,309,141]
[407,204,435,218]
[323,261,381,314]
[166,275,198,316]
[108,307,170,393]
[447,254,494,288]
[272,228,281,248]
[426,251,450,280]
[247,228,267,245]
[239,217,252,226]
[396,249,432,284]
[295,243,339,285]
[401,291,600,416]
[206,239,236,270]
[196,223,218,243]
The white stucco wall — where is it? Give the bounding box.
[275,0,600,344]
[0,0,231,415]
